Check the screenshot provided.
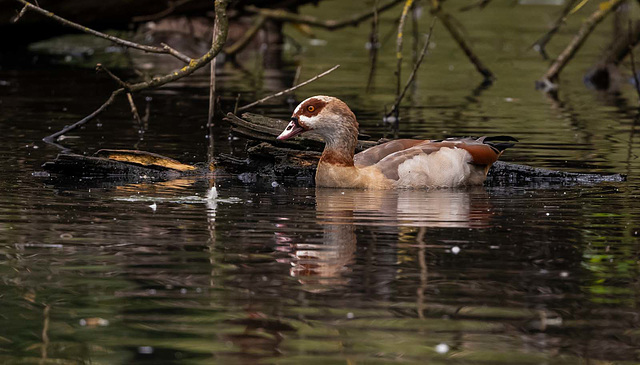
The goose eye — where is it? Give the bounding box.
[307,105,315,112]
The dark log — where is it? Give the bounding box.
[42,149,207,180]
[224,112,378,152]
[221,113,627,186]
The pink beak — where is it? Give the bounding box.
[277,119,305,140]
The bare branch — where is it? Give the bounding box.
[42,0,230,145]
[395,0,415,99]
[366,0,380,92]
[11,4,28,23]
[224,15,266,56]
[132,0,195,23]
[629,20,640,103]
[531,0,578,60]
[541,0,623,86]
[14,0,193,63]
[126,93,142,125]
[208,19,221,128]
[238,65,340,112]
[244,0,403,31]
[96,63,129,89]
[432,8,493,80]
[43,88,125,144]
[388,18,436,117]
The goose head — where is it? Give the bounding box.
[277,96,359,149]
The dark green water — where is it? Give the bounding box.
[1,1,640,364]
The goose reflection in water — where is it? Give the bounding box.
[281,187,494,291]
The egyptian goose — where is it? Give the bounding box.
[277,96,516,189]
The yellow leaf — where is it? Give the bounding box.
[568,0,590,15]
[599,0,614,11]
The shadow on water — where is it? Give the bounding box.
[1,1,640,364]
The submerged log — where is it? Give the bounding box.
[42,149,206,180]
[222,112,627,185]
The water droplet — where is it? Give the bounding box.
[451,246,460,254]
[138,346,154,354]
[435,343,450,354]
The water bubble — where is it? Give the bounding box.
[138,346,154,354]
[206,187,218,200]
[451,246,460,254]
[271,181,279,188]
[435,343,450,354]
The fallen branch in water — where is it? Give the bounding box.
[43,89,124,143]
[126,93,142,125]
[38,0,230,145]
[585,20,640,90]
[429,0,493,80]
[244,0,403,30]
[13,0,193,63]
[540,0,623,88]
[387,18,436,118]
[530,0,578,60]
[237,64,340,112]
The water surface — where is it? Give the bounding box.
[1,1,640,364]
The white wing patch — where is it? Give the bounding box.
[394,147,484,188]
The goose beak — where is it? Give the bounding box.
[277,118,305,140]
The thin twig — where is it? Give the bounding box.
[132,0,195,23]
[293,65,302,86]
[126,93,142,125]
[531,0,578,60]
[233,93,241,115]
[541,0,623,86]
[41,0,229,146]
[96,63,129,89]
[237,65,340,112]
[388,18,436,117]
[11,4,28,23]
[396,0,414,98]
[14,0,193,63]
[629,20,640,103]
[432,7,493,80]
[224,15,267,56]
[366,0,380,92]
[459,0,492,12]
[244,0,403,31]
[43,88,125,143]
[208,19,220,128]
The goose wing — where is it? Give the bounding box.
[370,137,517,181]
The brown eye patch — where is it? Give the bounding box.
[294,98,327,118]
